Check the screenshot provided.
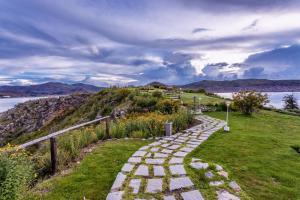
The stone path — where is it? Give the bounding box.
[107,115,226,200]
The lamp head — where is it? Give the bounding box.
[226,101,231,107]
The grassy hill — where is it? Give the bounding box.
[23,110,300,199]
[188,110,300,199]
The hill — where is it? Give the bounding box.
[182,79,300,92]
[0,82,102,98]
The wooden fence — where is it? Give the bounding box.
[18,116,110,175]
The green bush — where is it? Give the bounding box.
[152,91,163,98]
[233,91,269,115]
[156,99,179,114]
[0,149,35,200]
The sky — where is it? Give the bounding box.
[0,0,300,86]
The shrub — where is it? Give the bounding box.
[156,99,179,114]
[0,147,35,200]
[132,96,158,112]
[152,91,163,98]
[233,91,269,115]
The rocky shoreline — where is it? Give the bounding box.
[0,93,91,146]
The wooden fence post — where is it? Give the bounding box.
[105,117,110,138]
[50,137,57,175]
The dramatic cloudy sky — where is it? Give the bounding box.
[0,0,300,86]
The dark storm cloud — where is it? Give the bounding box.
[179,0,300,12]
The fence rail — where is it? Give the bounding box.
[18,116,110,175]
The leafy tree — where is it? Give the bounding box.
[283,94,299,110]
[233,91,269,115]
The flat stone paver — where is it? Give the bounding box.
[164,195,176,200]
[121,163,135,173]
[173,151,188,157]
[111,173,127,191]
[180,147,194,152]
[168,145,181,150]
[161,143,170,148]
[145,158,165,165]
[150,147,160,152]
[132,151,147,157]
[169,157,183,164]
[161,149,173,154]
[146,178,163,193]
[128,157,142,164]
[135,165,149,176]
[106,191,124,200]
[170,177,194,191]
[181,190,204,200]
[154,153,169,158]
[129,179,141,194]
[153,166,165,176]
[169,165,186,175]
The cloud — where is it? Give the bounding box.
[0,0,300,86]
[242,19,259,31]
[192,28,210,34]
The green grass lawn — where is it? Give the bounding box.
[26,139,150,200]
[187,111,300,199]
[181,92,224,106]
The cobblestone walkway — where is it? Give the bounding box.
[107,115,226,200]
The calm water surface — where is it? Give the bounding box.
[0,96,54,113]
[217,92,300,109]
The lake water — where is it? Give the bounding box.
[0,96,54,113]
[216,92,300,109]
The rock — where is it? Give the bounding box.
[217,190,240,200]
[215,164,223,171]
[209,180,224,186]
[229,181,241,192]
[192,158,202,162]
[218,170,229,179]
[205,171,215,179]
[190,162,209,170]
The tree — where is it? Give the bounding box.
[233,91,269,115]
[283,94,299,110]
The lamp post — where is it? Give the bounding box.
[198,97,202,114]
[224,101,231,132]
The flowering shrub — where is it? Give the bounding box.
[0,145,35,200]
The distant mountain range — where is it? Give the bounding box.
[181,79,300,92]
[0,82,102,98]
